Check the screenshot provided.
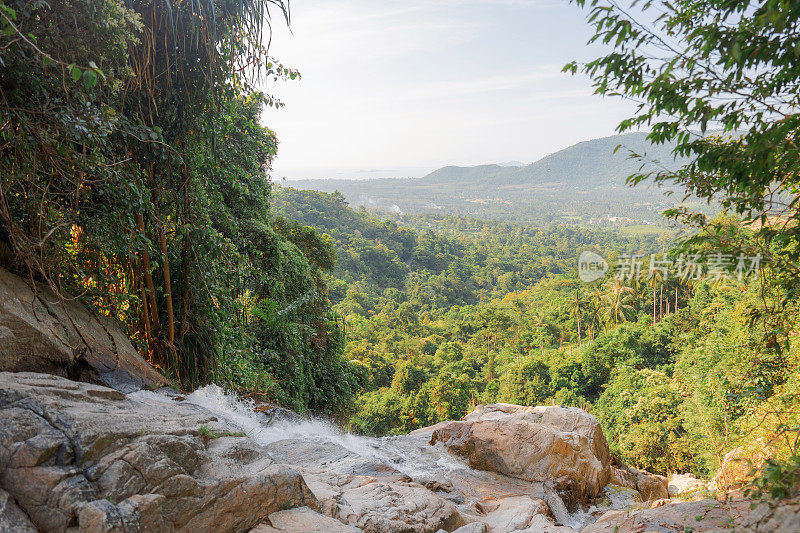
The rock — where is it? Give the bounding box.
[477,495,548,532]
[263,436,464,533]
[518,515,577,532]
[669,472,710,498]
[0,372,316,532]
[442,523,489,533]
[739,499,800,532]
[430,403,611,500]
[609,466,636,489]
[266,506,362,532]
[0,267,167,392]
[265,438,405,480]
[582,498,753,532]
[715,445,771,492]
[0,488,37,532]
[610,465,668,501]
[256,405,302,426]
[250,525,281,532]
[632,468,668,501]
[312,471,462,533]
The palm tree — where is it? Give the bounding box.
[586,285,605,338]
[527,310,549,354]
[600,279,635,328]
[568,290,584,347]
[647,265,665,325]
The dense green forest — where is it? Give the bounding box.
[0,0,354,413]
[274,187,799,481]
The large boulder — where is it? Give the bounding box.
[610,465,668,501]
[0,267,167,392]
[429,404,612,500]
[715,445,771,492]
[0,372,316,532]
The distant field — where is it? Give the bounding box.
[619,224,675,236]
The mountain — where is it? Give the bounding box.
[419,133,683,188]
[285,133,703,228]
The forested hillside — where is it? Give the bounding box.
[2,0,799,509]
[274,187,799,482]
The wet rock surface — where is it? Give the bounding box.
[4,371,791,533]
[0,372,315,532]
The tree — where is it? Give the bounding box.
[568,0,800,486]
[600,279,635,328]
[566,0,800,340]
[568,290,584,346]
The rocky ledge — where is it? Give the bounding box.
[0,372,797,532]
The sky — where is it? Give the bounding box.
[261,0,636,180]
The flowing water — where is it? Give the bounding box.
[134,384,638,531]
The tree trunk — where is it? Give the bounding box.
[159,225,175,345]
[653,286,657,325]
[136,212,160,336]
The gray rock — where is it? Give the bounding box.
[0,372,316,532]
[739,499,800,532]
[267,506,362,532]
[0,267,168,392]
[583,498,754,532]
[335,478,462,533]
[0,488,37,533]
[256,406,302,426]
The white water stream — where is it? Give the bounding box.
[134,384,638,531]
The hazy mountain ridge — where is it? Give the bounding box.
[418,132,684,188]
[286,133,697,227]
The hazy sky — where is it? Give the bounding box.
[262,0,635,180]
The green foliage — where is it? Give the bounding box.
[496,357,551,407]
[0,0,354,416]
[595,366,696,475]
[197,425,245,443]
[276,191,794,482]
[747,455,800,501]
